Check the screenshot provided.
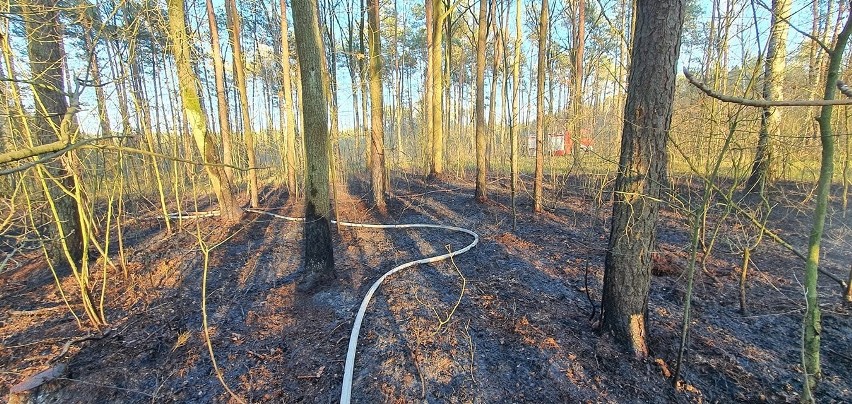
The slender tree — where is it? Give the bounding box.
[225,0,260,208]
[424,0,434,174]
[205,0,235,183]
[573,0,585,154]
[802,10,852,402]
[167,0,242,222]
[600,0,685,358]
[367,0,387,210]
[474,0,489,202]
[533,0,548,213]
[292,0,335,292]
[745,0,790,193]
[430,0,446,177]
[279,0,299,197]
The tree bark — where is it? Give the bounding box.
[802,10,852,402]
[745,0,790,194]
[533,0,548,213]
[166,0,242,222]
[600,0,685,358]
[424,0,434,175]
[225,0,260,208]
[23,0,83,265]
[205,0,235,183]
[292,0,335,292]
[430,0,446,177]
[474,0,489,202]
[367,0,386,210]
[279,0,299,197]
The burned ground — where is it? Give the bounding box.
[1,175,850,403]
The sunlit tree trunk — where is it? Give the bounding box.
[367,0,386,210]
[534,0,548,213]
[292,0,335,292]
[166,0,242,222]
[430,0,446,177]
[474,0,489,202]
[745,0,790,193]
[601,0,684,358]
[424,0,434,175]
[279,0,299,197]
[205,0,235,183]
[225,0,259,208]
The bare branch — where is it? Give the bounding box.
[684,69,852,107]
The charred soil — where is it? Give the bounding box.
[1,175,850,403]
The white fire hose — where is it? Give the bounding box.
[170,208,480,403]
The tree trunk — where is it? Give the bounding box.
[23,0,83,265]
[291,0,335,292]
[745,0,790,194]
[430,0,446,177]
[80,15,111,137]
[367,0,386,210]
[279,0,299,197]
[573,0,585,155]
[802,11,852,402]
[600,0,685,358]
[225,0,260,207]
[533,0,548,213]
[474,0,489,202]
[511,0,522,230]
[166,0,242,222]
[205,0,235,183]
[424,0,434,175]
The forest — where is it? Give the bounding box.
[0,0,850,402]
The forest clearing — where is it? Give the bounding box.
[1,0,851,403]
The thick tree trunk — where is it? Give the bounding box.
[367,0,386,210]
[291,0,335,292]
[225,0,260,208]
[167,0,242,222]
[205,0,235,183]
[23,0,83,265]
[533,0,548,213]
[745,0,790,194]
[474,0,489,202]
[600,0,684,358]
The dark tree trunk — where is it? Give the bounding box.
[600,0,685,358]
[292,0,335,292]
[24,0,83,265]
